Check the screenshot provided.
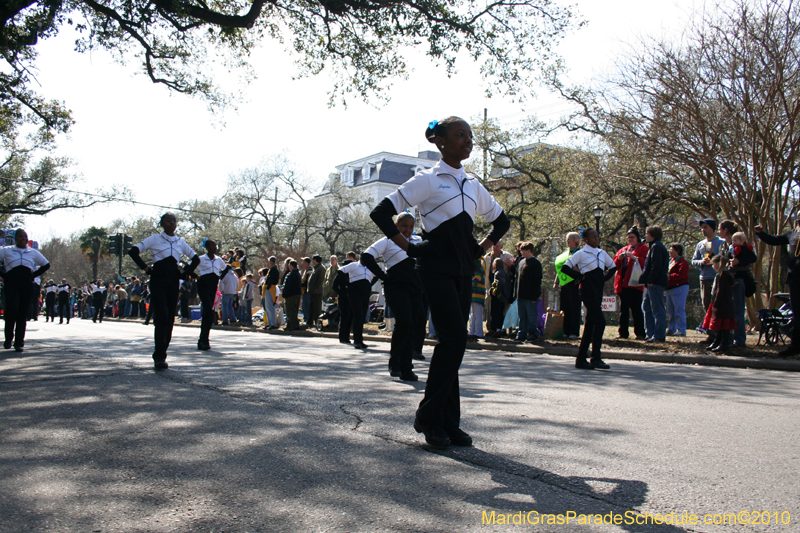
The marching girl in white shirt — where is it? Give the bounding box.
[57,279,71,324]
[129,213,199,370]
[90,280,106,323]
[361,212,423,382]
[560,228,617,370]
[0,229,50,352]
[195,239,231,351]
[370,116,510,449]
[44,280,58,322]
[338,256,375,350]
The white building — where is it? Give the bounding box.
[326,150,440,200]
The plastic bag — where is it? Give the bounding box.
[502,300,519,330]
[628,259,644,287]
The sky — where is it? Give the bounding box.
[22,0,699,241]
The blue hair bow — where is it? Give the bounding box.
[428,120,438,130]
[578,227,586,238]
[202,238,208,248]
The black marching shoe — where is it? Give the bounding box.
[154,361,169,370]
[14,346,23,353]
[197,341,211,351]
[3,340,11,349]
[590,358,611,370]
[412,351,425,361]
[575,357,592,369]
[353,343,369,350]
[389,367,402,377]
[399,372,418,382]
[413,419,450,449]
[445,427,473,447]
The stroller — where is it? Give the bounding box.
[758,293,793,346]
[315,300,340,331]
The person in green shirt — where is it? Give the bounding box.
[553,232,581,338]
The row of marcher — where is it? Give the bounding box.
[4,116,799,451]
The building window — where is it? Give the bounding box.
[343,167,354,186]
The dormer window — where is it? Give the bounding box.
[342,167,355,186]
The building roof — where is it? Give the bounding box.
[332,150,439,189]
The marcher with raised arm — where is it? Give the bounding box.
[370,116,510,449]
[128,213,199,370]
[196,239,231,350]
[338,255,375,350]
[755,215,800,356]
[0,229,50,351]
[560,228,616,370]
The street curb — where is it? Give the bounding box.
[118,318,800,372]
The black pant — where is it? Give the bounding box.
[489,295,506,331]
[198,275,218,343]
[180,296,190,320]
[789,274,800,348]
[561,281,581,336]
[4,269,32,348]
[385,283,424,374]
[30,284,40,320]
[578,280,605,360]
[150,275,180,361]
[417,272,471,430]
[618,287,645,338]
[58,297,70,323]
[347,280,371,345]
[337,293,351,342]
[45,294,56,321]
[413,293,429,353]
[92,293,104,322]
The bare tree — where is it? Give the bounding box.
[304,178,379,256]
[224,154,312,253]
[552,0,800,304]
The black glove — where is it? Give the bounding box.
[471,242,485,260]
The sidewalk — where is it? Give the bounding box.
[152,318,800,372]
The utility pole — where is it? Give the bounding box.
[483,108,488,181]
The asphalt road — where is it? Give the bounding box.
[1,319,798,532]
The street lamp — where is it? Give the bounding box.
[592,205,603,233]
